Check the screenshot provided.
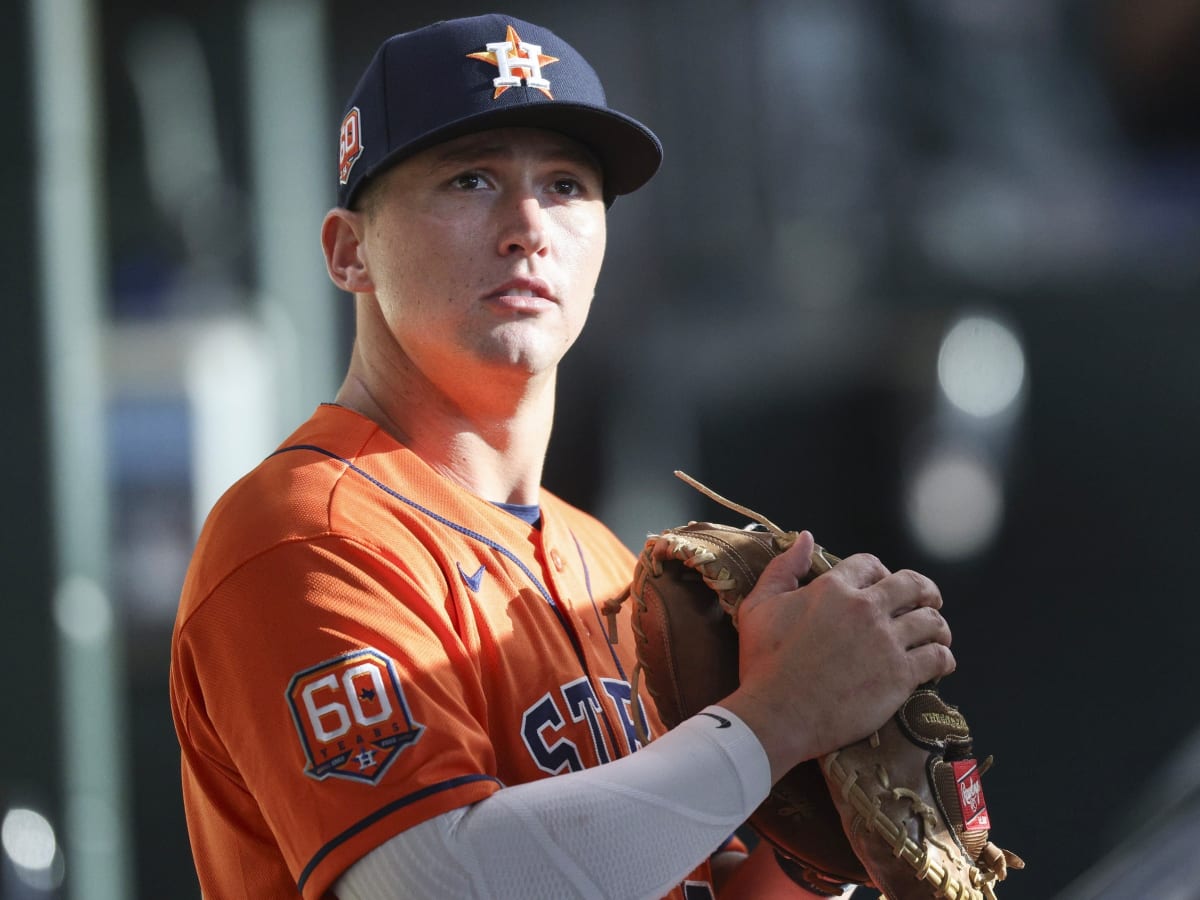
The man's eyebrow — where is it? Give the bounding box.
[426,143,511,168]
[425,139,601,172]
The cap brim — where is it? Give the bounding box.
[352,103,662,204]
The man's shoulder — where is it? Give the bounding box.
[203,404,380,535]
[181,405,432,597]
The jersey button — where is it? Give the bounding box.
[550,549,565,571]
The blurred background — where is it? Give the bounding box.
[4,0,1199,897]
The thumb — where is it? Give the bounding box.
[751,530,816,598]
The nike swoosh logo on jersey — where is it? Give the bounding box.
[457,562,486,592]
[700,711,731,728]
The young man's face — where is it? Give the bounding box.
[354,126,608,394]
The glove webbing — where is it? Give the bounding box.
[821,749,999,900]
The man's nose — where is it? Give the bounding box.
[497,193,549,258]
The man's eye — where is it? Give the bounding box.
[452,173,485,190]
[552,178,582,196]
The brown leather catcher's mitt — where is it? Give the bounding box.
[606,472,1023,899]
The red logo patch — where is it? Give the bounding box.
[287,648,423,784]
[951,759,991,830]
[338,107,364,185]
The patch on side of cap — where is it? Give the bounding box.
[466,24,559,100]
[339,107,364,185]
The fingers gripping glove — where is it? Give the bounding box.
[605,472,1023,900]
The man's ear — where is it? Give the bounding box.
[321,208,374,294]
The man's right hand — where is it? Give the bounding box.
[720,531,955,782]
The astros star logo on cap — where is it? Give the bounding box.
[467,25,559,99]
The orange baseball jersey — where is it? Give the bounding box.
[171,403,725,899]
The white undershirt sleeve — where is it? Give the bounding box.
[333,705,771,900]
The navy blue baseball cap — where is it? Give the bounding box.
[336,14,663,208]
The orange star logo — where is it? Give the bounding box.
[467,25,559,100]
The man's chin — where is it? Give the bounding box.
[476,330,577,376]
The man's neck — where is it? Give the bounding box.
[335,357,556,506]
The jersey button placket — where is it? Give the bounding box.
[545,547,570,610]
[543,545,582,634]
[541,534,626,761]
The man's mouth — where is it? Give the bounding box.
[487,277,556,306]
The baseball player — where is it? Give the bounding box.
[170,14,954,899]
